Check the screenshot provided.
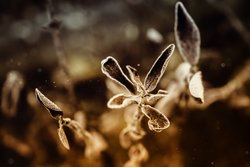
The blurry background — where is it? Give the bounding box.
[0,0,250,166]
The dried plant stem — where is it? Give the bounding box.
[46,0,76,103]
[191,60,250,109]
[207,0,250,47]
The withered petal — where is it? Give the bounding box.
[144,44,175,92]
[35,88,63,119]
[175,2,201,65]
[126,65,144,92]
[188,71,204,103]
[107,93,137,109]
[57,126,70,150]
[101,56,136,94]
[141,105,170,132]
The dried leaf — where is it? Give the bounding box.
[126,65,144,92]
[141,105,170,132]
[144,44,175,92]
[175,2,201,65]
[107,93,137,109]
[101,56,136,93]
[188,71,204,103]
[35,88,63,119]
[57,126,70,150]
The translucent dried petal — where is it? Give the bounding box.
[126,65,144,92]
[107,93,137,109]
[35,88,63,119]
[175,2,201,65]
[144,44,175,92]
[188,71,204,103]
[141,105,170,132]
[101,56,136,93]
[57,126,70,150]
[119,128,133,148]
[175,62,192,82]
[147,89,168,104]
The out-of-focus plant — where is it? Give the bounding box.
[35,88,107,157]
[1,71,25,117]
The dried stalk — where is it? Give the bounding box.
[207,0,250,47]
[45,0,76,102]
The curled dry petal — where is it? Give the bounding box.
[126,65,144,92]
[141,105,170,132]
[147,89,168,104]
[147,93,166,105]
[188,71,204,103]
[57,126,70,150]
[175,2,201,65]
[101,56,136,93]
[144,44,175,92]
[107,93,137,109]
[35,88,63,119]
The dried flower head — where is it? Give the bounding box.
[101,44,175,132]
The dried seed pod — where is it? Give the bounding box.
[35,88,63,119]
[188,71,204,103]
[175,2,201,65]
[141,105,170,132]
[144,44,175,92]
[101,56,136,93]
[57,126,70,150]
[107,93,137,109]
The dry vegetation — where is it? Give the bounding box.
[0,0,250,167]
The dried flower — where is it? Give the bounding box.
[101,44,175,132]
[35,88,107,155]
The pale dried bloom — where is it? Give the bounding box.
[174,2,204,103]
[35,89,107,156]
[101,44,175,132]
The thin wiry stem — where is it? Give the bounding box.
[207,0,250,47]
[46,0,76,103]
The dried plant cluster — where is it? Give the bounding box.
[1,1,250,167]
[33,1,205,166]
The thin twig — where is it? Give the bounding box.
[46,0,76,103]
[207,0,250,47]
